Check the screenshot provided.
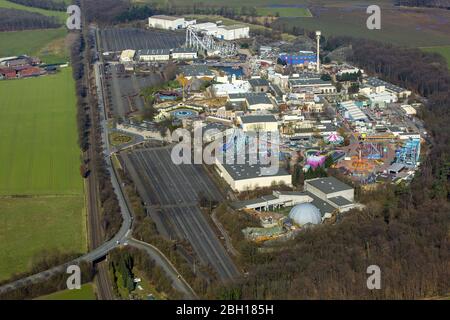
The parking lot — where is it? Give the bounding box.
[99,28,185,53]
[119,146,239,282]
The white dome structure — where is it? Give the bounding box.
[289,203,322,226]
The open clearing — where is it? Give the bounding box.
[256,6,312,17]
[422,45,450,68]
[0,28,68,64]
[36,283,96,300]
[0,68,85,281]
[0,0,67,21]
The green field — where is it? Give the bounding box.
[0,196,86,280]
[0,0,67,21]
[0,28,69,64]
[36,283,96,300]
[256,7,312,17]
[0,68,85,281]
[0,68,82,195]
[422,46,450,68]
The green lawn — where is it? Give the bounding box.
[0,68,82,196]
[422,46,450,69]
[36,283,96,300]
[0,196,86,281]
[0,28,68,64]
[256,7,312,17]
[0,0,67,21]
[0,68,85,281]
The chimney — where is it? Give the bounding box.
[315,31,321,73]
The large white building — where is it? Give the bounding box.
[137,49,170,62]
[190,22,250,40]
[148,15,186,30]
[171,48,198,60]
[215,156,292,192]
[238,114,278,132]
[216,25,250,40]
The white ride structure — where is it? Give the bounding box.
[185,26,237,57]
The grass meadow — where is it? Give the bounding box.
[36,283,96,300]
[0,68,86,281]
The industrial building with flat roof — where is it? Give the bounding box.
[228,93,274,111]
[215,155,292,192]
[238,114,278,132]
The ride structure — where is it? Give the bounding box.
[395,138,420,167]
[185,26,237,57]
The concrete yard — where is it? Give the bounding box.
[119,146,240,282]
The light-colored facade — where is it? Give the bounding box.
[148,15,185,30]
[138,49,170,62]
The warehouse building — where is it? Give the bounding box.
[289,78,336,94]
[216,25,250,40]
[137,49,170,61]
[365,77,411,99]
[229,93,274,111]
[171,47,198,60]
[148,15,186,30]
[339,101,368,122]
[304,176,355,203]
[238,114,278,132]
[215,156,292,192]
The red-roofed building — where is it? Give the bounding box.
[18,67,44,78]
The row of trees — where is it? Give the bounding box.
[0,8,60,31]
[9,0,66,11]
[394,0,450,9]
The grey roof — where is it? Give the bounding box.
[366,77,408,93]
[305,192,336,216]
[138,49,170,56]
[150,15,182,21]
[249,78,269,87]
[178,65,215,77]
[328,196,353,207]
[219,155,289,181]
[172,47,197,54]
[230,93,272,106]
[289,78,333,86]
[240,114,277,124]
[220,24,248,30]
[306,177,353,194]
[388,163,405,173]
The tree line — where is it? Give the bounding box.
[0,8,60,31]
[394,0,450,9]
[8,0,67,11]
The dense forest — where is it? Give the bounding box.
[394,0,450,9]
[213,39,450,299]
[8,0,67,11]
[0,8,60,31]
